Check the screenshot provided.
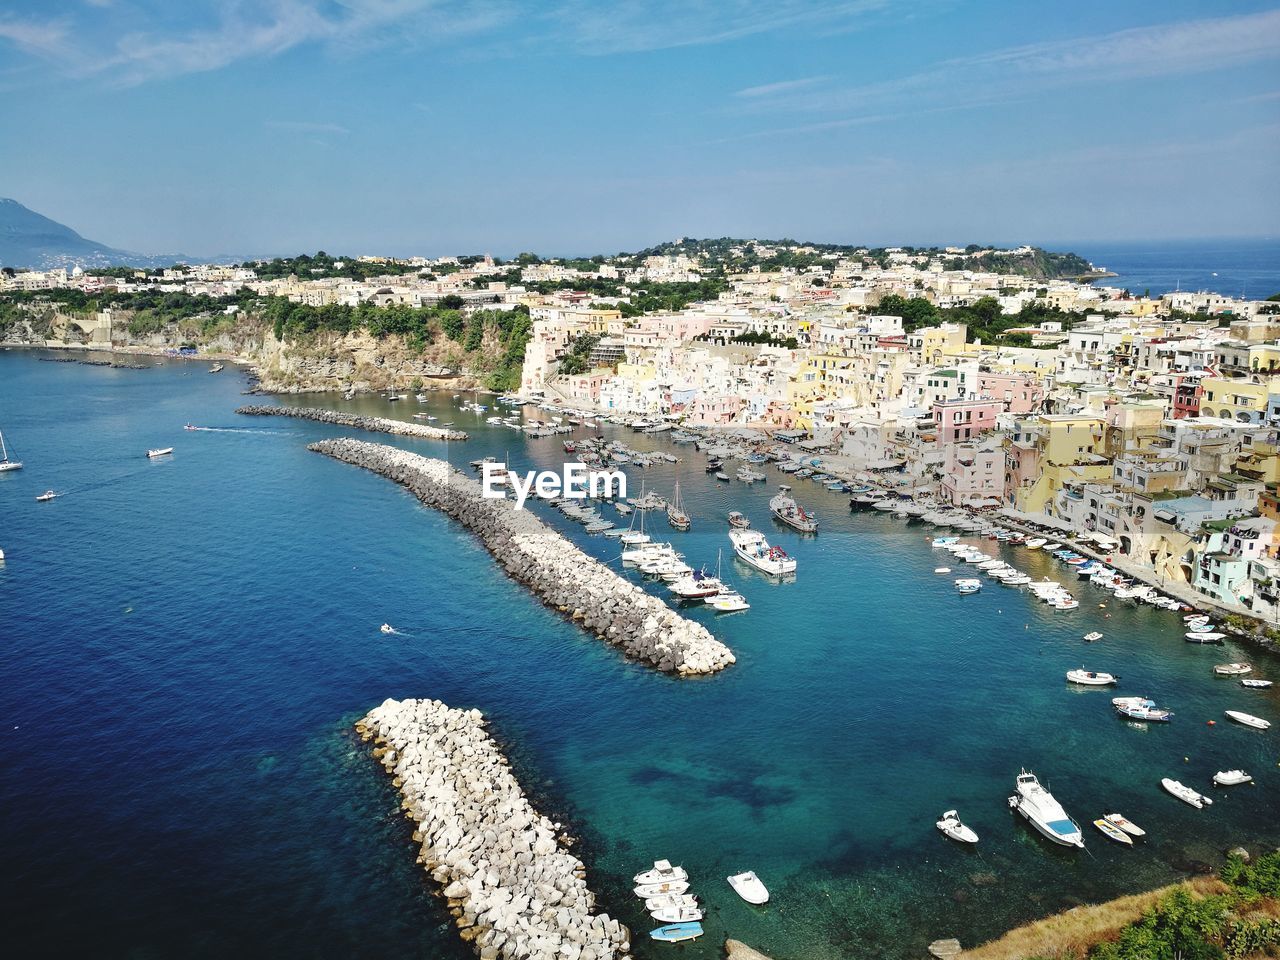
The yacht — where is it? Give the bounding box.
[644,894,698,912]
[634,880,690,898]
[707,590,750,613]
[729,529,797,576]
[769,485,818,533]
[1007,770,1084,847]
[935,810,979,844]
[1083,632,1104,642]
[1162,778,1212,808]
[0,430,22,472]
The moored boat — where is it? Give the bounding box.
[1213,663,1252,676]
[1067,668,1117,686]
[1240,678,1273,688]
[1162,778,1212,808]
[730,529,796,576]
[1083,631,1103,642]
[1093,818,1133,845]
[1104,812,1146,837]
[1008,770,1084,847]
[634,880,690,898]
[955,578,981,594]
[727,510,751,529]
[1112,696,1172,722]
[769,484,818,533]
[727,870,769,904]
[935,810,979,844]
[1224,710,1270,730]
[1213,769,1253,786]
[649,922,703,943]
[650,905,703,923]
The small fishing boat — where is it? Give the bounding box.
[644,894,698,912]
[955,578,981,594]
[1213,769,1253,786]
[379,623,394,634]
[1104,813,1146,837]
[634,880,690,898]
[1112,696,1172,722]
[1241,678,1273,689]
[1224,710,1270,730]
[1185,631,1226,644]
[936,810,979,844]
[715,471,730,481]
[1083,632,1103,642]
[728,511,751,529]
[35,489,57,502]
[727,870,770,904]
[1024,538,1046,549]
[208,362,224,373]
[1213,663,1252,676]
[634,860,688,886]
[649,922,703,943]
[730,529,796,576]
[1093,818,1133,846]
[1162,778,1212,808]
[1067,668,1117,686]
[769,484,818,533]
[146,447,174,458]
[934,567,952,574]
[650,904,703,923]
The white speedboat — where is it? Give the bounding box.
[1083,632,1103,642]
[644,894,698,912]
[1224,710,1270,730]
[1104,813,1145,837]
[936,810,978,844]
[1213,663,1252,676]
[934,567,952,574]
[1093,818,1133,846]
[667,571,723,599]
[650,905,703,924]
[1112,697,1172,722]
[1162,778,1212,808]
[769,485,818,533]
[1067,668,1117,686]
[730,529,796,576]
[379,623,394,634]
[727,870,769,904]
[1213,769,1253,786]
[1024,538,1046,549]
[35,489,57,502]
[146,447,174,458]
[708,590,750,612]
[634,879,690,898]
[634,860,688,886]
[1008,770,1084,847]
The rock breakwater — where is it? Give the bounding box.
[357,698,632,960]
[236,404,467,441]
[310,438,734,675]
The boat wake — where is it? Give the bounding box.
[185,426,291,436]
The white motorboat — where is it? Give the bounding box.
[622,542,680,564]
[769,485,818,533]
[1213,663,1252,676]
[1083,632,1103,642]
[0,430,22,472]
[934,567,952,574]
[1185,631,1226,643]
[634,879,690,898]
[379,623,394,634]
[1213,769,1253,786]
[650,905,703,923]
[634,860,688,886]
[1104,813,1146,837]
[35,489,57,502]
[727,870,769,904]
[730,529,796,576]
[146,447,174,458]
[955,578,981,594]
[1241,678,1273,689]
[644,894,698,912]
[728,511,751,529]
[936,810,978,844]
[667,571,724,599]
[1008,770,1084,847]
[1224,710,1270,730]
[1024,538,1046,549]
[708,590,750,612]
[1093,818,1133,846]
[1162,778,1212,808]
[1067,668,1117,686]
[1112,697,1172,722]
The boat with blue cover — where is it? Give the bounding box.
[650,921,703,943]
[1008,769,1084,848]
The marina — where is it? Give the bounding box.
[1,356,1277,960]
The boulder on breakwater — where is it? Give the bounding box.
[357,698,632,960]
[309,437,734,676]
[236,404,467,441]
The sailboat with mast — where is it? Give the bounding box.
[667,480,691,531]
[0,430,22,472]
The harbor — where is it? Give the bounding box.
[1,355,1277,959]
[236,404,469,441]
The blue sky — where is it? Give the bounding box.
[0,1,1277,257]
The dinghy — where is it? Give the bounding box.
[1213,769,1253,786]
[1185,631,1226,644]
[1241,679,1273,689]
[1083,632,1103,642]
[727,871,770,905]
[1104,813,1146,837]
[1224,710,1270,730]
[634,880,690,898]
[1067,668,1117,686]
[936,810,979,844]
[934,567,952,574]
[1213,663,1252,676]
[633,860,687,886]
[1162,778,1212,808]
[1093,818,1133,845]
[649,922,703,943]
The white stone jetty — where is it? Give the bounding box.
[310,438,734,676]
[236,404,467,441]
[358,698,632,960]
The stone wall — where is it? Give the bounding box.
[237,404,468,441]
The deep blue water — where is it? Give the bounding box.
[1073,237,1280,298]
[2,351,1278,959]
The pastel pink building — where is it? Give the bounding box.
[933,397,1001,444]
[975,372,1044,414]
[939,441,1004,506]
[685,394,745,426]
[563,371,613,404]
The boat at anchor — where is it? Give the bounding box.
[769,484,818,533]
[729,529,796,576]
[1008,770,1084,847]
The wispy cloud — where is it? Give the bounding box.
[1235,89,1280,104]
[264,119,350,135]
[738,8,1280,117]
[734,76,830,99]
[0,14,71,58]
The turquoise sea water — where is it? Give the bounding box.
[1,350,1278,959]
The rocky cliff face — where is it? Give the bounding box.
[1,308,501,394]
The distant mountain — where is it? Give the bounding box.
[0,198,194,270]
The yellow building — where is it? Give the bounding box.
[910,323,968,365]
[1199,376,1275,422]
[1013,414,1109,513]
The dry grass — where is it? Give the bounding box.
[958,877,1229,960]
